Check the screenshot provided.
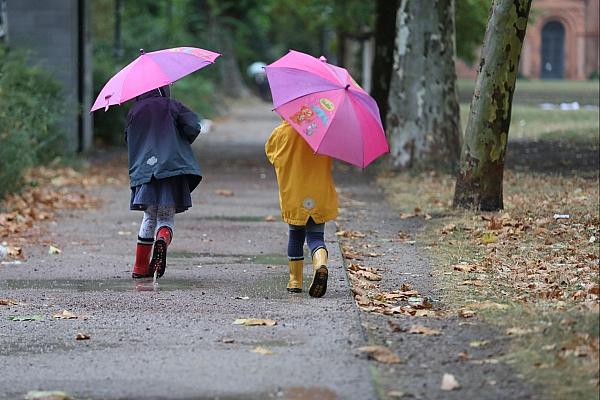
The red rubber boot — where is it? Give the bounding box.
[131,237,154,278]
[150,226,172,278]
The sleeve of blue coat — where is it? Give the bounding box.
[174,101,202,144]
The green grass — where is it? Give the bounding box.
[459,104,600,143]
[458,79,600,106]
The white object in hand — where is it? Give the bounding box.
[199,119,213,134]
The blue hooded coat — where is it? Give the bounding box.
[125,87,202,192]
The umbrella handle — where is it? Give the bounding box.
[104,94,112,112]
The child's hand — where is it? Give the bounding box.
[199,119,213,135]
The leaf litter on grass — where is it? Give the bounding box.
[378,170,600,397]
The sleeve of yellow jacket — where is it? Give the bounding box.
[265,120,338,226]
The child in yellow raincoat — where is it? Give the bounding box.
[265,120,338,297]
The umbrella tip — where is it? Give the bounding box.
[319,56,327,62]
[140,48,145,55]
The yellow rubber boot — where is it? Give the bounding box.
[309,248,329,298]
[287,259,304,293]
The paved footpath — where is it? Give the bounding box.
[0,100,375,399]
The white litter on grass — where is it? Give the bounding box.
[539,102,599,111]
[553,214,570,220]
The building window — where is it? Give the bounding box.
[541,20,566,79]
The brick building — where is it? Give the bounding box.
[458,0,600,80]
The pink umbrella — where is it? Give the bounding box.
[265,50,389,168]
[91,47,220,112]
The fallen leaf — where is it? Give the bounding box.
[470,358,499,365]
[407,324,441,336]
[400,283,412,291]
[48,245,62,255]
[466,301,509,310]
[264,215,277,222]
[233,318,277,326]
[6,245,22,257]
[336,230,367,238]
[458,308,476,318]
[414,309,439,317]
[440,373,461,391]
[469,340,489,348]
[8,315,43,321]
[0,299,21,306]
[387,390,406,398]
[460,280,484,287]
[251,346,273,355]
[400,212,417,220]
[506,327,534,336]
[441,224,456,234]
[216,189,234,197]
[458,351,470,361]
[355,270,382,281]
[221,337,235,343]
[52,310,87,320]
[357,345,401,364]
[408,296,433,309]
[481,232,497,244]
[75,332,90,340]
[24,391,72,400]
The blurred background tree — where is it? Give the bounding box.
[90,0,485,145]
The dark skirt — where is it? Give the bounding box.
[130,175,197,214]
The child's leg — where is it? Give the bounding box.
[287,224,306,293]
[132,206,158,278]
[306,218,328,298]
[150,206,175,278]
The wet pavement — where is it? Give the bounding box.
[0,100,375,399]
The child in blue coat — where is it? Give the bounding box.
[126,85,203,279]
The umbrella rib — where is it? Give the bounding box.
[280,87,344,110]
[267,65,342,86]
[313,88,348,156]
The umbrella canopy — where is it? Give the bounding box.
[91,47,220,112]
[265,50,388,168]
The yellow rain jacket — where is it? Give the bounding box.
[265,120,338,225]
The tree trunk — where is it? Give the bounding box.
[453,0,532,211]
[371,0,399,128]
[206,5,249,99]
[386,0,461,172]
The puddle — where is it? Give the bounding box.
[2,279,203,292]
[232,273,310,300]
[236,339,298,348]
[247,254,288,265]
[196,215,270,222]
[169,250,287,265]
[181,387,337,400]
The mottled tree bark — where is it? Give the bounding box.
[371,0,399,129]
[206,4,249,99]
[453,0,532,211]
[386,0,461,172]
